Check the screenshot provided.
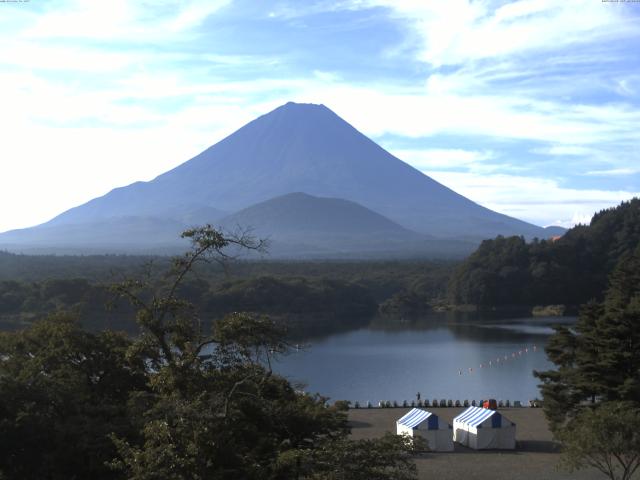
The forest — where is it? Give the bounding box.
[447,199,640,310]
[0,251,455,336]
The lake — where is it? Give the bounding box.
[274,315,574,405]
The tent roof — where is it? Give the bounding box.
[454,406,504,428]
[397,408,433,428]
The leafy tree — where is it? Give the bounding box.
[558,402,640,480]
[0,313,147,480]
[535,244,640,480]
[535,245,640,429]
[108,225,418,479]
[277,433,420,480]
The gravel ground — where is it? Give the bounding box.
[348,407,606,480]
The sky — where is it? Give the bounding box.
[1,0,639,233]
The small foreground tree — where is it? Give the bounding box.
[557,402,640,480]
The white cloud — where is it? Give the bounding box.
[334,0,640,150]
[0,41,141,73]
[532,145,595,156]
[584,168,640,177]
[362,0,633,66]
[313,70,341,83]
[291,82,640,147]
[566,212,594,227]
[390,148,494,170]
[167,0,232,32]
[426,170,639,227]
[24,0,230,40]
[263,1,358,20]
[24,0,136,40]
[615,76,640,97]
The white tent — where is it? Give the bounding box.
[453,406,516,450]
[396,408,454,452]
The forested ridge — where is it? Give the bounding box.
[0,276,376,334]
[447,198,640,309]
[0,255,455,334]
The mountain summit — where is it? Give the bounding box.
[0,102,553,255]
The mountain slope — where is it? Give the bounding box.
[0,101,553,255]
[39,102,545,237]
[218,192,475,258]
[0,216,191,254]
[219,192,416,237]
[217,192,418,257]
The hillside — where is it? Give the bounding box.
[220,192,416,237]
[446,198,640,308]
[217,192,450,257]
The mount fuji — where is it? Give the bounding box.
[0,102,557,257]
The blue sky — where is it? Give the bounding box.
[1,0,639,232]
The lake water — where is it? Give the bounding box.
[274,315,574,405]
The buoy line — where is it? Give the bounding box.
[457,344,538,376]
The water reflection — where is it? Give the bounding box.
[363,312,576,343]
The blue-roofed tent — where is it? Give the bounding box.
[396,408,454,451]
[453,406,516,449]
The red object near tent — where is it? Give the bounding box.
[483,399,498,410]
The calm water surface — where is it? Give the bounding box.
[275,315,574,404]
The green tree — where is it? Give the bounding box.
[109,225,418,479]
[558,402,640,480]
[277,433,419,480]
[0,313,147,480]
[109,310,350,480]
[535,246,640,428]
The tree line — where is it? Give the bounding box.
[0,257,456,334]
[447,199,640,309]
[0,275,377,335]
